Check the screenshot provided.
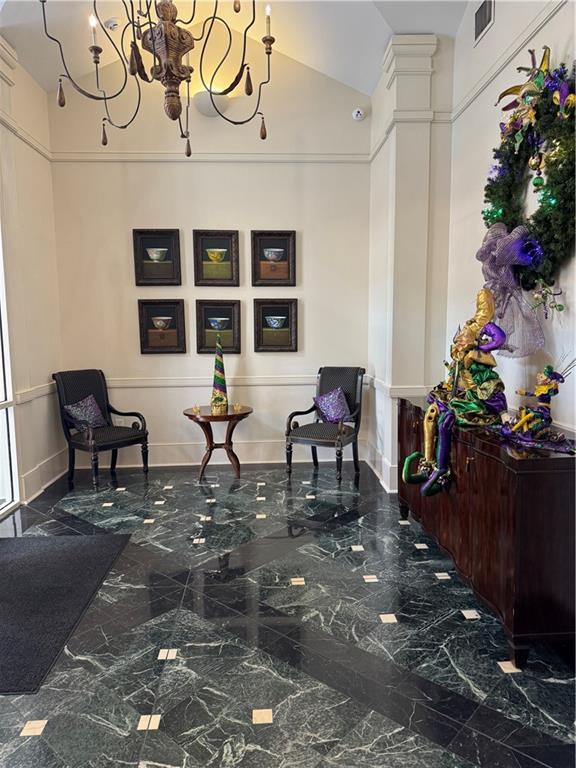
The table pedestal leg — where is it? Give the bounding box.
[225,419,241,478]
[197,421,215,481]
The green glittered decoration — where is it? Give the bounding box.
[483,61,575,290]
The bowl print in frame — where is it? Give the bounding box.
[196,300,241,353]
[138,299,186,354]
[251,231,296,287]
[254,299,297,352]
[193,230,239,286]
[133,229,181,286]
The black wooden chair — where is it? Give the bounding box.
[285,367,366,482]
[52,369,148,487]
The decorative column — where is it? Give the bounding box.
[369,35,451,491]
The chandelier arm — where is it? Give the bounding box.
[93,0,131,68]
[207,53,271,126]
[39,0,130,101]
[199,2,256,95]
[177,0,197,26]
[100,70,143,130]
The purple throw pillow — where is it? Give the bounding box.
[64,394,107,431]
[314,387,351,424]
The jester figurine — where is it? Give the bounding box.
[502,360,575,441]
[403,288,510,496]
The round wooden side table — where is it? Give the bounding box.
[183,405,253,480]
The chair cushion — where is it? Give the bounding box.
[71,425,146,447]
[289,422,355,443]
[64,395,107,430]
[313,387,350,424]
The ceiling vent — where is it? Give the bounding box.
[474,0,494,46]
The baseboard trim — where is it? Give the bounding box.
[19,447,67,502]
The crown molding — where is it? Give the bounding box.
[452,0,567,122]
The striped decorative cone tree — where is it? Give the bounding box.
[211,334,228,413]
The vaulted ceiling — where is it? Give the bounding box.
[0,0,466,95]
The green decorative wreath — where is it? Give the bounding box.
[482,49,575,290]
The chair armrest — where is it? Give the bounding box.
[286,404,317,436]
[63,414,94,442]
[109,404,147,431]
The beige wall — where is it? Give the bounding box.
[3,35,371,490]
[448,0,575,429]
[0,43,65,501]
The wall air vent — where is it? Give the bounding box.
[474,0,494,46]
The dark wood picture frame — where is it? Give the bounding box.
[138,299,186,354]
[196,300,241,354]
[133,229,181,286]
[254,298,298,352]
[251,230,296,287]
[193,230,240,286]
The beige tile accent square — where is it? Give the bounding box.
[193,537,206,545]
[379,613,398,624]
[302,481,311,485]
[290,577,306,586]
[363,575,379,583]
[116,487,126,492]
[256,496,266,502]
[148,714,161,730]
[252,708,273,724]
[158,648,178,660]
[351,545,364,552]
[200,515,212,522]
[102,502,114,508]
[305,494,316,500]
[143,519,155,524]
[137,715,150,731]
[498,661,521,674]
[399,520,410,526]
[163,485,174,490]
[414,543,429,550]
[137,714,161,731]
[461,609,481,620]
[20,720,47,737]
[257,482,266,487]
[435,572,451,580]
[154,500,166,506]
[256,513,267,519]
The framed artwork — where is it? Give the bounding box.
[133,229,181,286]
[196,300,241,354]
[193,230,239,286]
[251,230,296,286]
[138,299,186,354]
[254,299,298,352]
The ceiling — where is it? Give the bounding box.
[0,0,466,95]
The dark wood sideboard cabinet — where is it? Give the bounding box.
[397,396,575,667]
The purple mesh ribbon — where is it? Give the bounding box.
[475,223,545,358]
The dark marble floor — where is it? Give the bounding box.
[0,461,574,768]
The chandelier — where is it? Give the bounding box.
[39,0,275,156]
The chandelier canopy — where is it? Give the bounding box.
[40,0,275,156]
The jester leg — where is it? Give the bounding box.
[402,404,439,484]
[511,412,535,433]
[421,410,454,497]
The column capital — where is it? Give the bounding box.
[381,35,438,109]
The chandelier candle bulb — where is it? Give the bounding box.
[265,4,271,35]
[89,14,98,46]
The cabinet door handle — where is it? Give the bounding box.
[466,456,475,471]
[412,420,419,430]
